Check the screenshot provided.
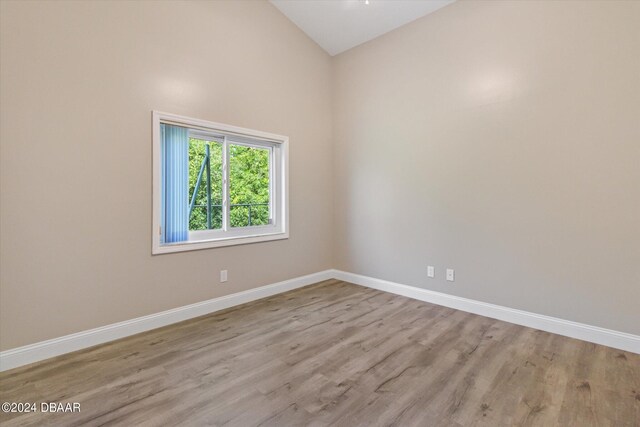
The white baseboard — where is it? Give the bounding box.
[2,268,637,372]
[331,269,640,354]
[0,270,335,372]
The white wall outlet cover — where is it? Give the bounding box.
[446,269,455,282]
[220,270,228,283]
[427,266,435,278]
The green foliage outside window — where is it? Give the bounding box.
[188,138,270,230]
[188,138,223,230]
[229,144,270,227]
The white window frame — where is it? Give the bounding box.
[152,111,289,255]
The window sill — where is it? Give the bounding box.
[152,231,289,255]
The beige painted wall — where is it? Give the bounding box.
[0,0,333,350]
[333,0,640,335]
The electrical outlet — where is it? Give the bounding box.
[220,270,228,283]
[427,266,435,278]
[446,269,454,282]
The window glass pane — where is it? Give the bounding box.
[188,138,223,230]
[229,144,271,227]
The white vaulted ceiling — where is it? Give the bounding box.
[270,0,455,56]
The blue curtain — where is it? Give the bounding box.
[161,123,189,243]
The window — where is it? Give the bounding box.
[152,111,288,254]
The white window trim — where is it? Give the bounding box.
[152,111,289,255]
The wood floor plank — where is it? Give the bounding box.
[1,280,638,426]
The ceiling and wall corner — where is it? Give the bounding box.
[269,0,455,56]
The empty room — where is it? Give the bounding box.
[0,0,638,425]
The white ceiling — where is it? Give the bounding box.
[270,0,455,56]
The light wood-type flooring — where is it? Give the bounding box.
[1,279,639,426]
